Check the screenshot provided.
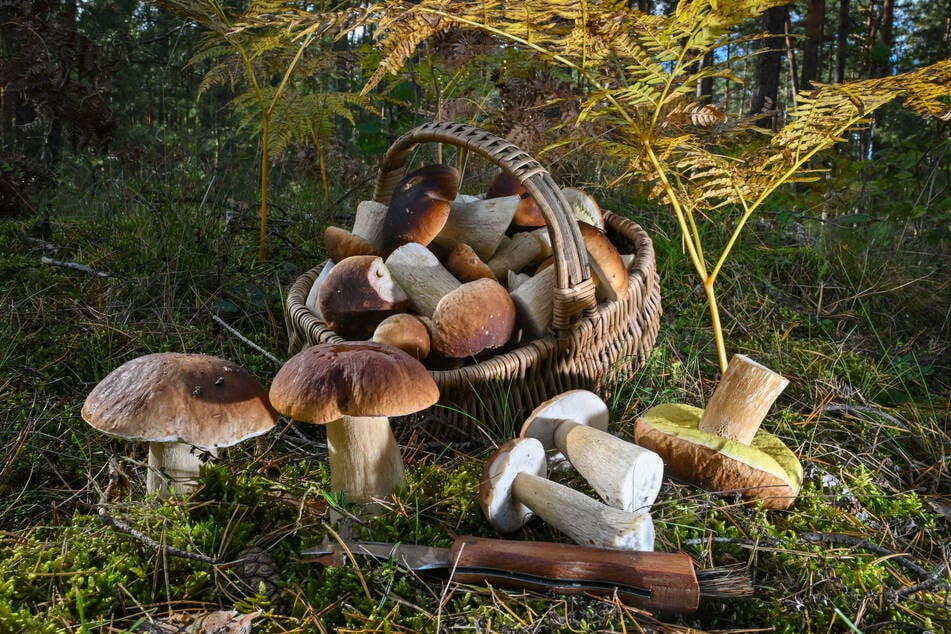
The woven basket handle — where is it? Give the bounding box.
[372,121,598,335]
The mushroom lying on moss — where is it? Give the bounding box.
[633,355,802,510]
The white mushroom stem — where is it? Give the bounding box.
[385,242,461,317]
[432,195,520,260]
[325,415,404,504]
[147,442,217,497]
[487,228,552,280]
[698,354,790,445]
[351,200,388,253]
[509,265,555,339]
[511,472,655,551]
[552,420,664,512]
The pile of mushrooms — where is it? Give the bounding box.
[480,390,665,551]
[633,354,803,510]
[305,165,638,367]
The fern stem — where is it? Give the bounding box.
[258,114,269,261]
[702,277,729,374]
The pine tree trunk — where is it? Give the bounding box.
[801,0,825,89]
[749,5,788,130]
[836,0,850,83]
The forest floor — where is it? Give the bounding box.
[0,150,948,633]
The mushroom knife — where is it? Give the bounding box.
[303,535,702,612]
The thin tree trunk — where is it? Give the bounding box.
[836,0,849,83]
[801,0,825,89]
[750,4,788,130]
[696,50,715,105]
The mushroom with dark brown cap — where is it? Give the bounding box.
[317,255,408,339]
[486,170,546,229]
[268,341,439,505]
[480,437,655,551]
[520,390,664,513]
[381,164,460,255]
[81,352,278,497]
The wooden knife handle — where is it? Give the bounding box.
[448,536,699,612]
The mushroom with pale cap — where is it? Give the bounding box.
[520,390,664,513]
[480,437,655,551]
[633,354,802,510]
[81,352,278,497]
[268,342,439,505]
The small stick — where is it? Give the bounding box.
[40,256,110,278]
[211,314,283,366]
[96,510,218,564]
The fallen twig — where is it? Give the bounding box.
[40,256,110,277]
[96,509,219,564]
[211,313,283,366]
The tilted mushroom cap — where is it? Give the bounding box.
[317,255,408,339]
[268,341,439,424]
[382,164,460,255]
[633,403,802,510]
[430,278,516,358]
[324,225,378,261]
[486,170,545,228]
[479,437,547,533]
[577,221,628,302]
[81,352,277,448]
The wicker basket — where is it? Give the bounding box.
[284,121,662,441]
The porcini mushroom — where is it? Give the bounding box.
[577,222,628,302]
[317,255,408,339]
[430,278,516,358]
[480,437,655,551]
[268,342,439,505]
[381,164,460,255]
[486,170,546,229]
[371,313,431,361]
[82,353,278,497]
[633,356,801,510]
[520,390,664,513]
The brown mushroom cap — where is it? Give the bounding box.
[324,226,378,262]
[268,341,439,424]
[633,403,802,510]
[382,164,460,254]
[430,278,516,358]
[371,313,432,360]
[486,170,545,228]
[81,352,277,448]
[444,242,497,283]
[577,221,629,301]
[317,255,408,339]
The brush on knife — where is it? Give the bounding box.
[303,535,754,613]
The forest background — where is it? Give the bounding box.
[0,0,948,632]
